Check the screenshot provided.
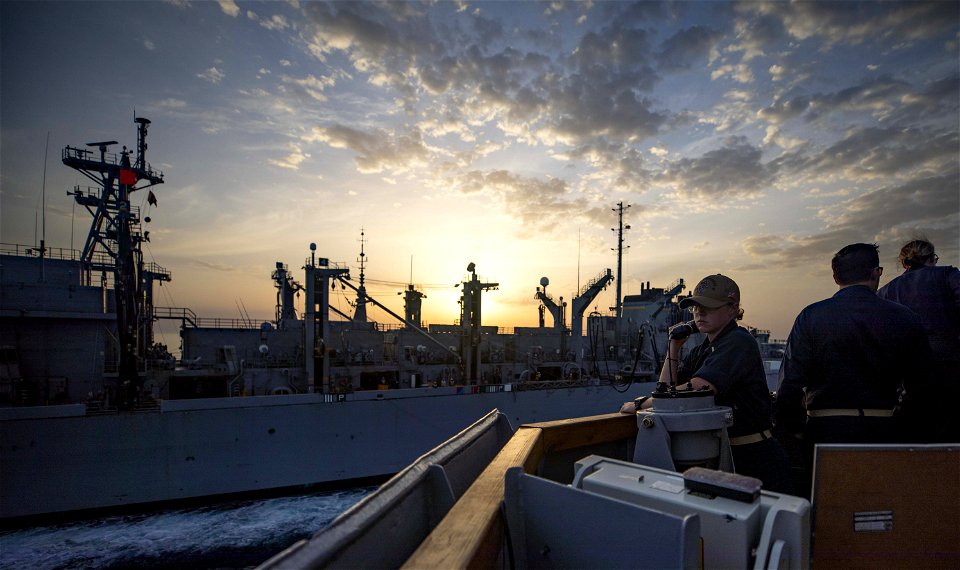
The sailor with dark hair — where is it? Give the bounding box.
[878,237,960,442]
[775,243,934,494]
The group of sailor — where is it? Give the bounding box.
[622,238,959,497]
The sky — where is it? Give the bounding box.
[2,0,958,342]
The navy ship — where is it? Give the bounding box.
[1,118,708,523]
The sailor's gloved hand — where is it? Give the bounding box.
[668,321,697,342]
[619,396,651,414]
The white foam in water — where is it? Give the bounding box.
[0,487,374,569]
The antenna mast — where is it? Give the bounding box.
[353,229,368,322]
[62,117,168,410]
[612,202,631,356]
[39,131,50,281]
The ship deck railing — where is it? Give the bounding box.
[191,316,287,329]
[62,146,164,181]
[154,307,263,329]
[1,242,168,289]
[0,242,112,267]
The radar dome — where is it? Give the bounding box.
[539,277,549,287]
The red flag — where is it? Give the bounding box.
[147,191,158,207]
[120,169,138,186]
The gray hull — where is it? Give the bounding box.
[0,382,653,520]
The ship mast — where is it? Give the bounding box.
[460,262,498,384]
[63,117,168,410]
[612,202,630,356]
[353,229,368,322]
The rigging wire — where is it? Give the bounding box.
[141,241,182,358]
[362,277,454,289]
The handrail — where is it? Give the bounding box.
[62,146,164,181]
[144,262,171,280]
[578,268,612,298]
[1,242,88,262]
[1,243,169,287]
[153,307,266,329]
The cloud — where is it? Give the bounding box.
[260,14,290,31]
[778,124,959,183]
[658,137,775,202]
[539,87,667,145]
[303,124,431,174]
[269,143,310,170]
[726,11,783,62]
[806,75,912,121]
[741,2,958,50]
[192,259,237,272]
[455,169,582,232]
[711,63,754,84]
[559,142,653,193]
[656,26,724,72]
[758,73,957,133]
[302,2,412,60]
[741,172,959,269]
[762,125,805,151]
[649,146,669,158]
[886,73,960,124]
[196,66,225,84]
[157,98,187,109]
[299,2,670,154]
[214,1,956,252]
[279,73,335,102]
[756,94,811,124]
[816,173,959,233]
[218,0,239,18]
[143,37,156,51]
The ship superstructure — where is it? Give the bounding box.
[2,117,689,407]
[1,117,172,410]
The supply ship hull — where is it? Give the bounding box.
[1,383,652,521]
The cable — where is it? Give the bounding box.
[611,329,645,393]
[363,277,454,289]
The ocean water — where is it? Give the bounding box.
[0,487,374,569]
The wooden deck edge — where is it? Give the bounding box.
[529,412,638,454]
[402,426,545,569]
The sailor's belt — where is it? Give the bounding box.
[807,408,895,418]
[729,430,772,446]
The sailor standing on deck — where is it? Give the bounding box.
[623,274,794,494]
[877,238,960,442]
[774,243,934,494]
